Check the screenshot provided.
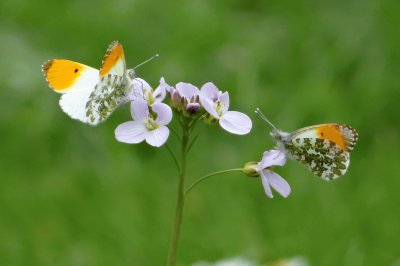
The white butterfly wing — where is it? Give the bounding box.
[42,59,99,123]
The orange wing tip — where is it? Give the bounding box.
[315,125,346,151]
[99,41,125,77]
[316,124,358,152]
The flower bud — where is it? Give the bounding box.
[186,103,201,114]
[169,88,201,116]
[243,162,259,177]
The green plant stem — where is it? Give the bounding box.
[184,168,244,197]
[165,144,180,172]
[167,120,190,266]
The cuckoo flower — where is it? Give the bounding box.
[200,82,252,135]
[258,150,290,198]
[244,150,290,198]
[115,99,172,147]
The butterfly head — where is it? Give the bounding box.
[270,129,290,148]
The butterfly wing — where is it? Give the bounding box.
[286,137,350,180]
[285,124,358,180]
[99,41,126,77]
[85,74,127,125]
[42,59,99,123]
[83,41,129,125]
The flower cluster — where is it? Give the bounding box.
[115,77,252,147]
[115,79,172,147]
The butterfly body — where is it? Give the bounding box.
[270,124,358,180]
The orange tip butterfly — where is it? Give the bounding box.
[255,108,358,180]
[42,41,158,125]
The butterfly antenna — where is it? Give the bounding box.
[255,108,277,129]
[133,54,159,70]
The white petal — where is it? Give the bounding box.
[220,91,230,112]
[131,99,149,121]
[153,103,172,125]
[115,121,147,144]
[219,111,252,135]
[176,82,199,100]
[260,171,273,198]
[259,150,287,169]
[159,77,172,92]
[145,126,170,147]
[200,96,219,118]
[200,82,219,101]
[133,78,151,92]
[126,78,151,100]
[153,84,166,103]
[265,170,291,198]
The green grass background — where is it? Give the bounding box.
[1,0,399,265]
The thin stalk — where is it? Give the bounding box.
[184,168,243,197]
[187,133,199,153]
[167,119,190,266]
[170,126,181,142]
[165,144,180,172]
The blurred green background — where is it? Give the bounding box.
[1,0,399,265]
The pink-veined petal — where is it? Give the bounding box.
[200,82,219,101]
[200,96,219,118]
[219,111,252,135]
[133,78,151,90]
[220,91,230,112]
[264,170,291,198]
[176,82,199,100]
[259,150,287,169]
[115,121,147,144]
[145,126,170,147]
[153,103,172,125]
[127,78,151,100]
[260,171,273,198]
[131,99,149,121]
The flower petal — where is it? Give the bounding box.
[219,92,230,113]
[200,82,219,101]
[159,77,172,93]
[200,96,219,118]
[219,111,252,135]
[265,170,291,198]
[126,78,152,100]
[176,82,199,100]
[153,80,167,103]
[259,150,287,169]
[145,126,170,147]
[115,121,147,144]
[133,78,151,91]
[260,170,273,198]
[130,99,149,121]
[153,87,166,103]
[153,103,173,125]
